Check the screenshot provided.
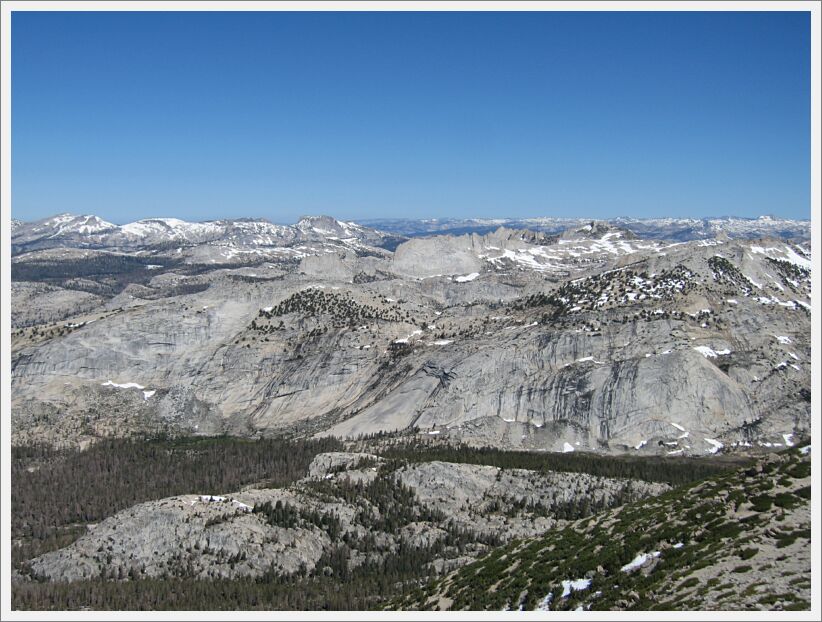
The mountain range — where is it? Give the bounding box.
[11,212,811,456]
[10,213,810,257]
[9,211,813,611]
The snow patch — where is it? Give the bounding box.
[102,380,145,390]
[454,272,480,283]
[621,551,661,573]
[704,438,723,454]
[745,275,763,289]
[576,356,605,364]
[781,245,812,270]
[693,346,731,358]
[562,442,575,453]
[198,495,252,513]
[534,592,553,611]
[560,578,592,598]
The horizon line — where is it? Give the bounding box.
[10,211,811,227]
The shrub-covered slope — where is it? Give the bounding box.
[399,445,811,611]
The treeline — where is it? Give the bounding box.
[13,548,434,611]
[12,254,178,282]
[378,442,751,487]
[12,436,342,566]
[137,281,212,300]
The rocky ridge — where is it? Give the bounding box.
[10,214,812,455]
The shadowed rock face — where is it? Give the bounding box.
[11,215,811,455]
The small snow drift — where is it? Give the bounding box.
[560,578,592,598]
[621,551,661,573]
[693,346,731,358]
[704,438,724,454]
[102,380,145,390]
[454,272,480,283]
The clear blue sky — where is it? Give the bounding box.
[12,11,811,224]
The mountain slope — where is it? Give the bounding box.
[398,445,811,611]
[10,225,811,453]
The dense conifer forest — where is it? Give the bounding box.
[376,442,752,487]
[12,436,342,567]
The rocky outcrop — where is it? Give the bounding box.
[24,452,672,584]
[306,452,383,479]
[394,461,669,539]
[28,491,329,582]
[391,235,484,278]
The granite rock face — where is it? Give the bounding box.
[11,215,811,455]
[28,491,330,582]
[391,234,485,279]
[26,452,669,583]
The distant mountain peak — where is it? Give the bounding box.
[561,220,636,241]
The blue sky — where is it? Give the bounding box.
[12,11,811,224]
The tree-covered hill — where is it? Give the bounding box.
[396,445,811,612]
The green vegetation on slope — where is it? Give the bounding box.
[397,446,811,612]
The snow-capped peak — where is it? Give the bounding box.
[120,218,223,240]
[39,213,117,237]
